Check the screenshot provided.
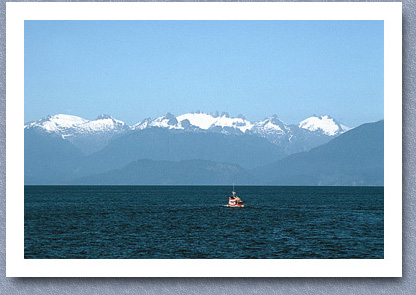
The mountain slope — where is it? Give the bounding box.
[72,159,252,185]
[78,128,287,176]
[24,129,85,184]
[253,120,384,186]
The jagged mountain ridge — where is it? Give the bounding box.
[25,112,350,155]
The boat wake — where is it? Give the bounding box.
[222,204,245,208]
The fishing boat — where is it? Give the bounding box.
[224,184,244,208]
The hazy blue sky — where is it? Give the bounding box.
[25,20,383,127]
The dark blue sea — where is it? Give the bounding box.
[24,186,383,259]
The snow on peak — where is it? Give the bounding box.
[177,113,219,130]
[135,113,183,130]
[25,114,127,137]
[177,112,253,132]
[132,118,152,130]
[213,114,253,133]
[298,115,347,136]
[251,116,288,135]
[32,114,88,132]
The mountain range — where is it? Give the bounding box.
[25,112,349,155]
[24,112,382,186]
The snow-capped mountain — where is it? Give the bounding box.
[247,116,293,151]
[25,114,128,137]
[246,115,351,154]
[177,112,253,133]
[25,114,129,154]
[133,113,183,130]
[299,115,350,136]
[250,116,288,136]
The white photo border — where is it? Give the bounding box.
[6,2,402,277]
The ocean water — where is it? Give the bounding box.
[24,185,383,259]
